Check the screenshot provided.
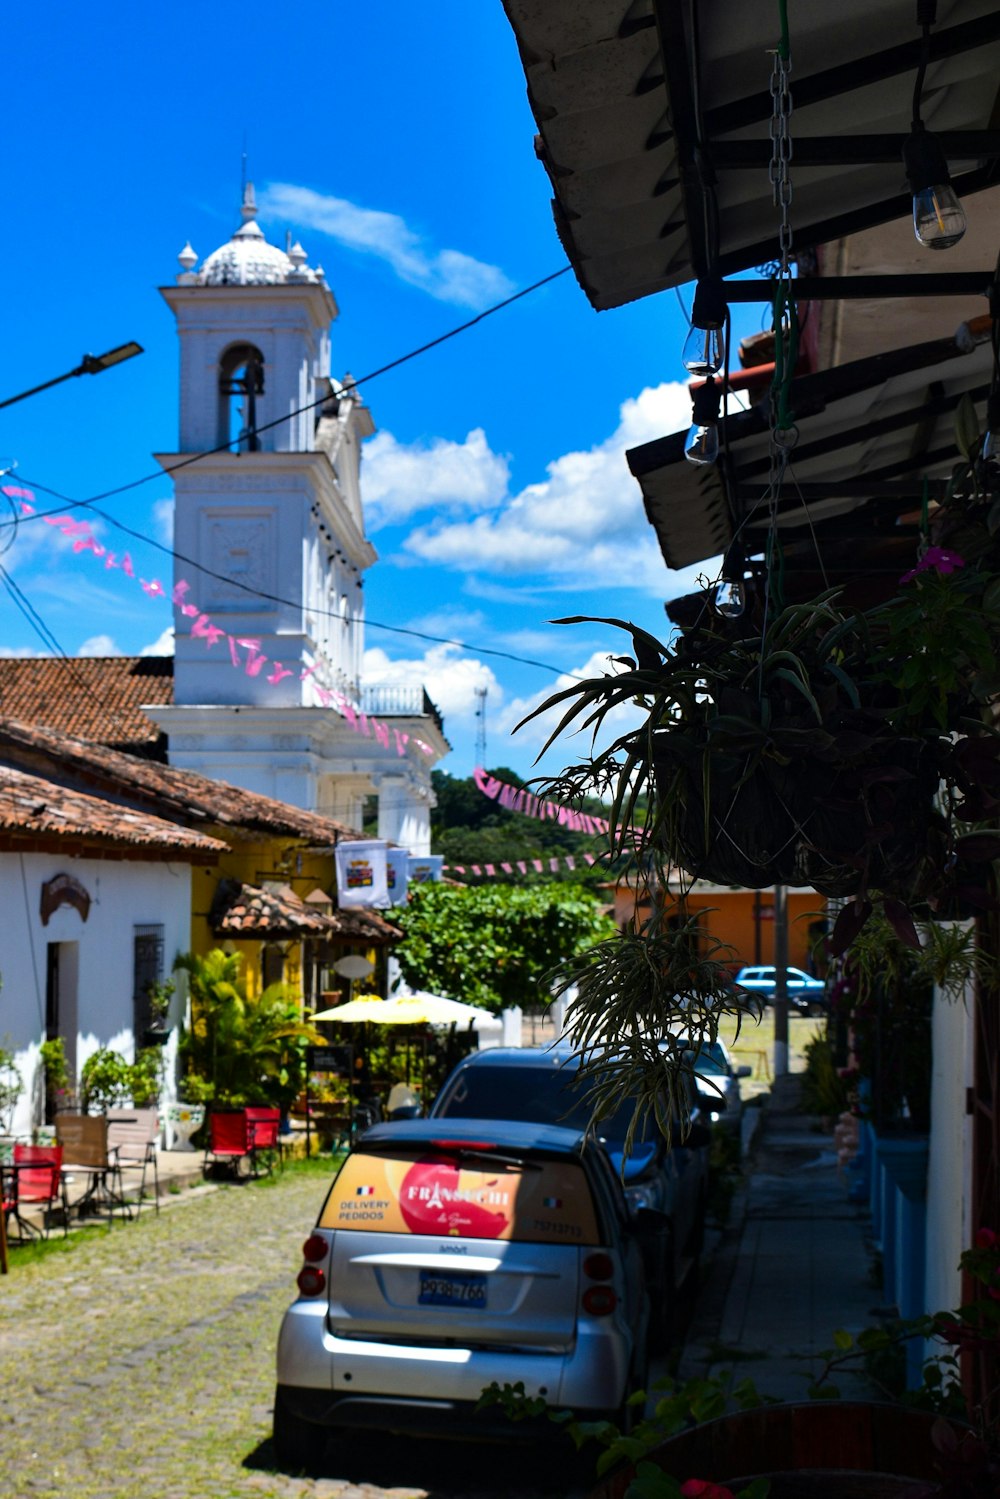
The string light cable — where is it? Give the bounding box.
[7,266,572,523]
[4,468,589,682]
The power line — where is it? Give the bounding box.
[8,470,586,678]
[4,262,583,679]
[11,266,572,516]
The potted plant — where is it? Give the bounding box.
[142,979,175,1046]
[166,1074,213,1151]
[129,1047,164,1109]
[523,509,1000,952]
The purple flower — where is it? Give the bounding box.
[900,547,966,584]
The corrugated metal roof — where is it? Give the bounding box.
[503,0,1000,308]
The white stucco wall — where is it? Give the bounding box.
[0,852,193,1137]
[924,947,976,1337]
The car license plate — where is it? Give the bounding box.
[418,1271,487,1308]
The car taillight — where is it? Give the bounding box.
[583,1252,614,1281]
[582,1284,618,1316]
[297,1265,327,1297]
[302,1233,328,1263]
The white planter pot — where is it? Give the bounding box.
[164,1103,205,1151]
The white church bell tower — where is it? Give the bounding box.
[150,186,448,849]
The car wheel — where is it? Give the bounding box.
[808,1001,826,1018]
[272,1387,329,1475]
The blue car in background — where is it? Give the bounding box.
[734,965,827,1015]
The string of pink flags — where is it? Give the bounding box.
[473,766,613,835]
[5,487,433,759]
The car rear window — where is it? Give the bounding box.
[434,1064,668,1151]
[318,1146,601,1245]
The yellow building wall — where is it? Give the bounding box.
[187,838,341,999]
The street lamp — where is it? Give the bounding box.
[0,341,144,410]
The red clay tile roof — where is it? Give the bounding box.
[212,880,339,937]
[0,715,363,845]
[211,879,401,943]
[0,657,171,756]
[327,906,402,944]
[0,764,226,860]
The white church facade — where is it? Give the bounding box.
[148,187,448,854]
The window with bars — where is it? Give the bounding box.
[133,925,165,1038]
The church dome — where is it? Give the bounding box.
[189,183,324,287]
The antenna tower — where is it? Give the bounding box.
[474,685,488,767]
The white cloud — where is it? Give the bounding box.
[77,634,122,657]
[400,382,696,594]
[260,183,515,309]
[152,498,174,546]
[0,644,49,658]
[141,625,174,656]
[364,428,509,528]
[364,643,499,722]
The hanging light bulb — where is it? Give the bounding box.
[713,538,747,619]
[902,124,966,250]
[682,276,728,375]
[684,379,721,467]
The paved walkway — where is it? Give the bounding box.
[679,1074,876,1402]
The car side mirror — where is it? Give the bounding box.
[735,1065,752,1079]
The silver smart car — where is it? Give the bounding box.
[274,1117,655,1470]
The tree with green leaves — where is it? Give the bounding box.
[175,949,323,1110]
[393,882,616,1014]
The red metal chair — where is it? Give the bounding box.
[7,1145,68,1240]
[245,1106,282,1173]
[203,1111,257,1178]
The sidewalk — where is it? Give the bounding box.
[678,1074,877,1401]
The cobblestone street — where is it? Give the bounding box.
[1,1169,583,1499]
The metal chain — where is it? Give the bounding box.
[769,50,794,271]
[769,44,798,464]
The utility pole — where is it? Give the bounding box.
[773,883,789,1076]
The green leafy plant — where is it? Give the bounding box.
[0,1046,23,1133]
[549,912,756,1150]
[129,1047,164,1107]
[175,948,322,1110]
[478,1370,774,1495]
[144,979,175,1026]
[393,880,616,1014]
[80,1048,133,1113]
[799,1034,849,1118]
[519,404,1000,952]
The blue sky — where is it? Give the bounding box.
[0,2,770,782]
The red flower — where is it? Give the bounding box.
[975,1227,997,1250]
[680,1483,736,1499]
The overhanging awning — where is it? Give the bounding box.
[502,0,1000,308]
[626,328,993,591]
